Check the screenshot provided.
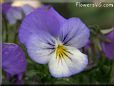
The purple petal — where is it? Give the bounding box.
[6,9,17,24]
[18,5,65,45]
[10,7,22,20]
[6,7,22,24]
[2,43,27,79]
[2,3,11,14]
[59,18,90,48]
[21,5,34,15]
[2,3,23,24]
[101,29,114,60]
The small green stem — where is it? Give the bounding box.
[3,15,8,42]
[14,21,21,43]
[109,61,113,83]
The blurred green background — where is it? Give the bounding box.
[50,2,114,29]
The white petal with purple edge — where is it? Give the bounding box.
[48,46,88,78]
[59,18,90,48]
[26,32,56,64]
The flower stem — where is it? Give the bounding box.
[14,21,21,43]
[109,61,113,83]
[3,15,8,42]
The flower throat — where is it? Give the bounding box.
[55,44,70,60]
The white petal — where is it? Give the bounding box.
[12,0,42,8]
[48,46,88,78]
[26,32,56,64]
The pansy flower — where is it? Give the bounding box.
[19,6,90,78]
[101,27,114,60]
[2,43,27,83]
[2,0,42,24]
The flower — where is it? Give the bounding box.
[11,0,42,15]
[2,0,42,25]
[101,27,114,60]
[12,0,42,8]
[19,5,65,44]
[2,2,22,24]
[2,43,27,82]
[19,6,90,78]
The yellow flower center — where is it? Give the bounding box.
[55,44,69,60]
